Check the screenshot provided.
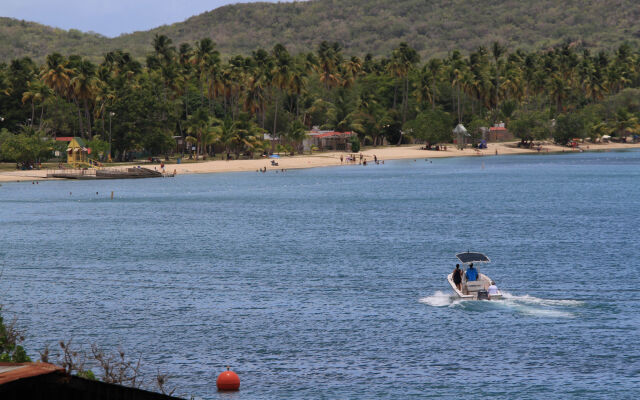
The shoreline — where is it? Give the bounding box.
[1,141,639,183]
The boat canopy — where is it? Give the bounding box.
[456,252,490,264]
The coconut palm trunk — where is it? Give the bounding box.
[273,93,278,137]
[76,100,84,137]
[83,98,92,138]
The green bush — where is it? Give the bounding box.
[350,136,361,152]
[554,113,587,145]
[0,307,31,363]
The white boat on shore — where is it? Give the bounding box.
[447,252,502,300]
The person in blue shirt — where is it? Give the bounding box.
[465,263,478,281]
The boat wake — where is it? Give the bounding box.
[498,292,583,318]
[419,291,462,307]
[420,291,583,318]
[500,292,583,306]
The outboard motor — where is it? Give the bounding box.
[477,289,489,300]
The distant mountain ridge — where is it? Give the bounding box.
[2,0,640,62]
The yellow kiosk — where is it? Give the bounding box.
[66,137,88,166]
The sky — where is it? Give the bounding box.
[1,0,291,38]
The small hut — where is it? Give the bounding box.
[303,128,355,152]
[487,123,513,142]
[66,137,88,166]
[453,124,470,149]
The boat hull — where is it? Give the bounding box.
[447,272,502,300]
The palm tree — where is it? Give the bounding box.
[214,118,253,159]
[201,127,220,157]
[288,65,307,116]
[578,55,606,103]
[40,53,73,135]
[150,34,177,114]
[232,120,263,159]
[244,74,266,116]
[548,73,569,113]
[316,41,342,90]
[152,34,175,63]
[0,68,11,97]
[41,53,73,98]
[415,65,437,110]
[93,79,115,139]
[500,62,524,105]
[250,49,274,126]
[342,56,362,88]
[178,43,194,118]
[22,80,50,128]
[284,118,308,154]
[71,59,98,138]
[186,108,216,158]
[271,44,293,137]
[388,43,419,126]
[447,51,467,124]
[491,41,506,114]
[193,38,220,109]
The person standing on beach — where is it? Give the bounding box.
[340,155,344,164]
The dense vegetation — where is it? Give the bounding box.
[0,306,30,362]
[1,36,640,163]
[2,0,640,63]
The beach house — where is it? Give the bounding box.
[487,123,513,141]
[303,127,355,152]
[55,137,89,166]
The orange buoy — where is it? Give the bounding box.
[216,366,240,391]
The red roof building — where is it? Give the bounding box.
[303,129,356,152]
[487,125,513,142]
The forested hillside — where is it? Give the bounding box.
[2,0,640,62]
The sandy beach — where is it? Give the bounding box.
[1,141,639,183]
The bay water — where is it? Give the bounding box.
[1,150,639,398]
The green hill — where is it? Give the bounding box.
[2,0,640,62]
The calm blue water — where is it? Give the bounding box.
[2,151,640,399]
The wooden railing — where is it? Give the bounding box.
[46,168,97,178]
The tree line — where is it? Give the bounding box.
[1,36,640,163]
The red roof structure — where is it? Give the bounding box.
[0,362,182,399]
[312,131,355,138]
[55,137,75,141]
[0,362,63,385]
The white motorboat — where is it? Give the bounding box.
[447,252,502,300]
